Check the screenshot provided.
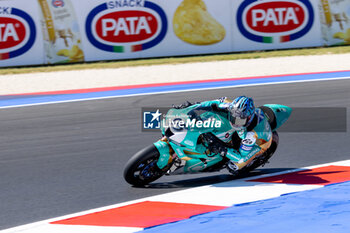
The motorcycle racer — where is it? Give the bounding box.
[175,96,273,174]
[124,96,291,186]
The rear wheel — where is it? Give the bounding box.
[123,144,172,186]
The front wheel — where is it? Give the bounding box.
[123,144,172,186]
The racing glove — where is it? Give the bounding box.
[172,101,196,109]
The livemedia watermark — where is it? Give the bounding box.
[141,107,347,133]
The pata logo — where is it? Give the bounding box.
[86,0,167,53]
[237,0,314,43]
[0,7,36,60]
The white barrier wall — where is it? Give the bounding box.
[0,0,349,67]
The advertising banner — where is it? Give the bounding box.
[37,0,85,64]
[0,0,44,67]
[72,0,232,62]
[232,0,322,51]
[155,0,233,57]
[73,0,170,61]
[319,0,350,45]
[0,0,349,68]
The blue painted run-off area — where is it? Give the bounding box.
[1,70,350,108]
[142,181,350,233]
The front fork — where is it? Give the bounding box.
[154,138,173,170]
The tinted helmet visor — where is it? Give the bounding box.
[231,114,252,127]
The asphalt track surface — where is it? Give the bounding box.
[0,79,349,230]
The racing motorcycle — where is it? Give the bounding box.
[124,103,292,186]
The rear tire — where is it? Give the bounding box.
[123,144,172,186]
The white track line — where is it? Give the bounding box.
[1,76,350,110]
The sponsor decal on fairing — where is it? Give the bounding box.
[85,0,168,53]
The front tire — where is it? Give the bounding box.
[123,144,171,186]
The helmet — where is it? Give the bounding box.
[228,96,255,128]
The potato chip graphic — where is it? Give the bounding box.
[57,49,70,57]
[173,0,226,45]
[333,32,345,39]
[333,28,350,44]
[69,45,84,61]
[345,28,350,43]
[57,45,84,62]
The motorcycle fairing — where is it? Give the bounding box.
[263,104,292,130]
[155,106,232,172]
